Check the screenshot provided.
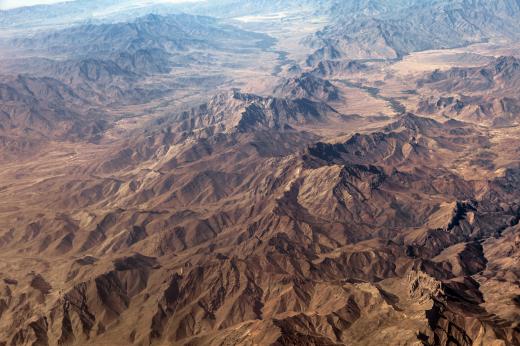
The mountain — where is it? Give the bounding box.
[306,0,520,60]
[12,13,267,57]
[417,56,520,126]
[0,0,319,32]
[1,1,520,345]
[1,13,272,106]
[93,88,349,175]
[1,109,518,345]
[273,73,341,101]
[310,60,369,77]
[418,56,520,93]
[172,90,344,134]
[0,74,106,139]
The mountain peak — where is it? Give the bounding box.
[492,55,520,76]
[274,73,340,101]
[385,113,442,133]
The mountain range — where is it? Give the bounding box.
[0,1,520,345]
[306,0,520,61]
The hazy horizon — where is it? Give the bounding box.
[0,0,71,10]
[0,0,204,10]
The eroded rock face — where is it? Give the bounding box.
[408,270,443,304]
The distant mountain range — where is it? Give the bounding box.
[0,74,106,139]
[12,13,267,56]
[0,13,273,137]
[306,0,520,61]
[417,56,520,126]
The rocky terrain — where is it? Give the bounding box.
[0,1,520,346]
